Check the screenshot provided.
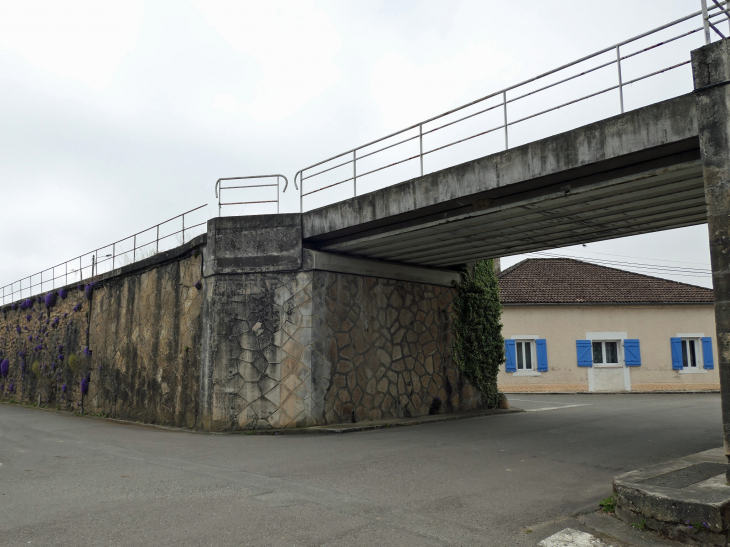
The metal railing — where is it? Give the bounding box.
[1,205,208,306]
[215,175,292,217]
[293,0,730,212]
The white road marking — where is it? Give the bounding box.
[509,398,587,405]
[524,404,592,412]
[539,528,610,546]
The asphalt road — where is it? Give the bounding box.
[0,394,722,546]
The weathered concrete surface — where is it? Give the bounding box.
[303,249,461,287]
[200,270,321,431]
[204,214,302,275]
[303,93,699,241]
[615,448,730,546]
[87,249,203,427]
[0,238,206,427]
[693,38,730,460]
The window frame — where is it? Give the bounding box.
[591,340,621,367]
[510,335,541,376]
[676,333,708,374]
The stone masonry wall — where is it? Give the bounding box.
[0,287,88,410]
[0,247,204,428]
[312,271,483,424]
[86,250,203,427]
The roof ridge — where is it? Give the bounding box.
[498,257,713,305]
[504,257,712,291]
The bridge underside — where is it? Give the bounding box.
[303,94,704,267]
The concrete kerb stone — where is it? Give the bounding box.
[233,407,522,435]
[614,447,730,546]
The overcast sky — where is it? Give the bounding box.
[0,0,716,295]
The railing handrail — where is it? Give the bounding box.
[215,174,291,216]
[1,204,208,306]
[293,1,730,211]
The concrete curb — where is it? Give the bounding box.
[233,407,523,435]
[0,400,522,435]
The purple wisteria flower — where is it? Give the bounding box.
[80,375,89,395]
[84,282,95,300]
[58,288,68,300]
[45,292,57,309]
[61,383,67,393]
[15,326,21,334]
[58,354,64,361]
[194,280,203,290]
[25,314,31,322]
[0,359,8,378]
[63,313,67,318]
[77,284,84,292]
[27,335,32,341]
[11,303,18,311]
[83,346,92,357]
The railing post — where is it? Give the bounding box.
[277,176,280,214]
[182,214,185,244]
[156,225,159,254]
[65,262,67,286]
[616,46,624,114]
[133,234,136,262]
[300,173,304,213]
[419,124,424,177]
[79,257,82,282]
[353,151,358,197]
[112,242,115,269]
[502,91,509,150]
[702,0,712,44]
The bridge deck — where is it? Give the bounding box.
[302,93,703,267]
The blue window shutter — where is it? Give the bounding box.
[576,340,593,367]
[702,337,714,369]
[505,340,516,372]
[623,339,641,366]
[670,338,683,370]
[536,339,548,372]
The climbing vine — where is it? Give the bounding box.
[453,259,504,408]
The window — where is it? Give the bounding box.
[505,337,548,374]
[592,341,619,365]
[681,338,701,369]
[516,340,534,370]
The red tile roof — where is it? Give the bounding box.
[498,258,714,305]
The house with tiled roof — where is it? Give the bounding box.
[497,258,718,393]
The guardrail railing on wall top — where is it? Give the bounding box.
[1,205,208,306]
[289,0,730,213]
[215,175,292,217]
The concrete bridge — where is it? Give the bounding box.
[2,29,730,463]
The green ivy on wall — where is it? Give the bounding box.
[453,259,504,408]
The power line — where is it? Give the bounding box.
[556,247,711,267]
[527,251,712,277]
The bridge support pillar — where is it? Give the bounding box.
[693,39,730,463]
